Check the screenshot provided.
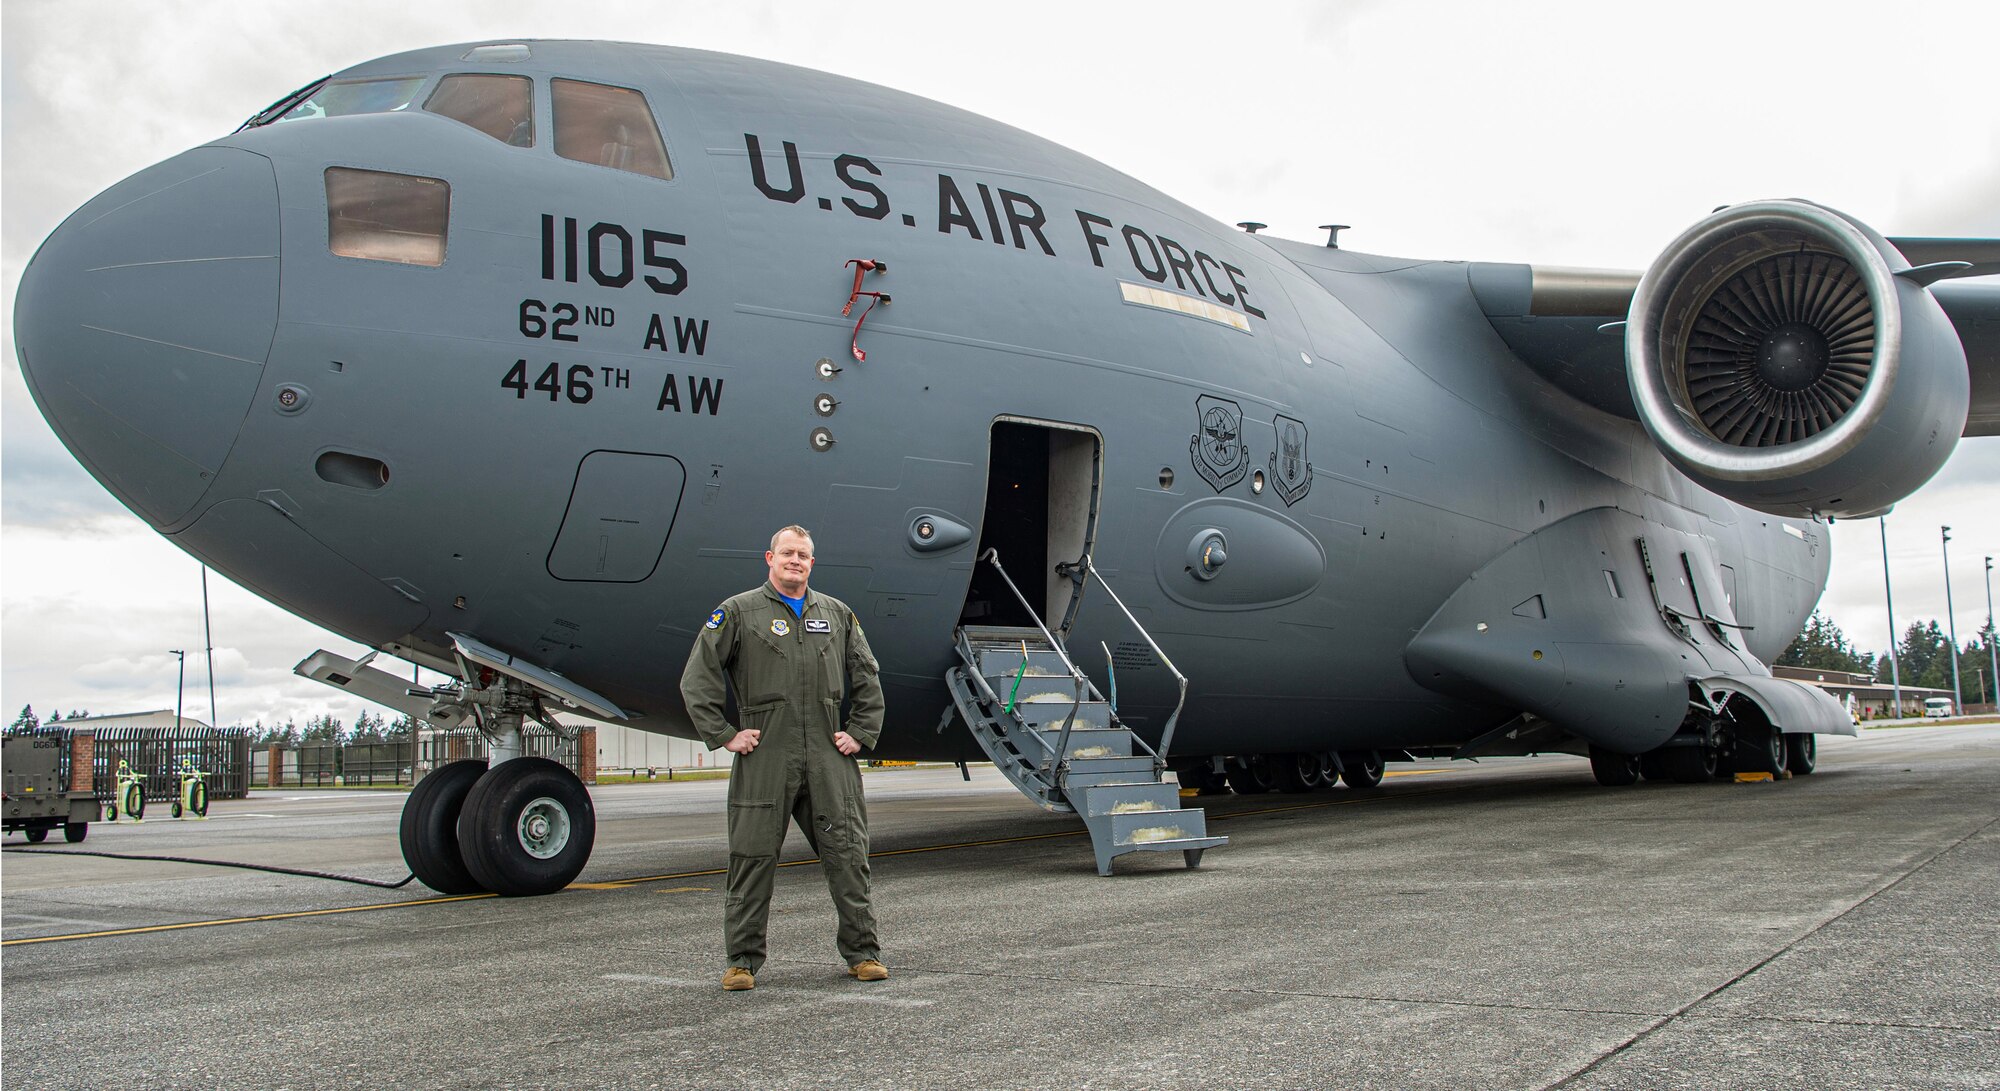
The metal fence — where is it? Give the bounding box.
[277,726,580,787]
[296,738,419,787]
[417,726,581,778]
[86,725,253,801]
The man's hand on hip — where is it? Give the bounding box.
[833,731,861,756]
[725,729,761,755]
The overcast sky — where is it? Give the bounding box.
[4,0,1998,728]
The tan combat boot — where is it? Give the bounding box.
[722,966,755,991]
[847,959,888,982]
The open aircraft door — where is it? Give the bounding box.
[959,418,1102,633]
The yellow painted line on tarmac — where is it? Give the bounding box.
[1,892,493,947]
[7,777,1481,946]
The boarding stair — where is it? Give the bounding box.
[944,551,1225,875]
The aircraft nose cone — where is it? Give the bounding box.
[14,147,279,528]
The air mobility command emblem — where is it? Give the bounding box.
[1190,394,1248,493]
[705,607,726,630]
[1269,413,1312,505]
[771,618,790,636]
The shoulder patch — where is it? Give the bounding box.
[705,607,726,630]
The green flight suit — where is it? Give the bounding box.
[680,582,886,973]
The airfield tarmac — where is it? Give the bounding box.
[3,723,1996,1090]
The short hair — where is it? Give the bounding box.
[769,525,813,553]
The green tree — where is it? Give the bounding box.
[1954,620,1997,708]
[1884,620,1952,691]
[350,710,386,744]
[385,714,417,740]
[1777,611,1874,674]
[301,713,345,743]
[9,705,40,734]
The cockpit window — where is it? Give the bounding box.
[425,75,534,147]
[326,168,449,267]
[274,77,426,124]
[551,79,673,180]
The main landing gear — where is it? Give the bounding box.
[1593,692,1818,789]
[1186,749,1388,797]
[399,672,595,897]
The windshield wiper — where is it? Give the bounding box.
[236,75,331,132]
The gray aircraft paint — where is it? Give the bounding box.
[17,40,1996,770]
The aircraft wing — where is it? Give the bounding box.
[1468,240,2000,436]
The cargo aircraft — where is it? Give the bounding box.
[16,40,1999,894]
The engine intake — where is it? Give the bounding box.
[1627,200,1968,518]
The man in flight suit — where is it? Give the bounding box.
[681,525,887,991]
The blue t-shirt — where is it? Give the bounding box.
[776,591,806,618]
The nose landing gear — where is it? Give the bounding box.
[398,669,596,897]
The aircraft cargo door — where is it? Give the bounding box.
[960,420,1100,630]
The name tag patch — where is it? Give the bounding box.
[805,619,832,633]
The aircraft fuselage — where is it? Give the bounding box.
[15,41,1831,763]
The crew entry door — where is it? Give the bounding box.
[959,420,1102,632]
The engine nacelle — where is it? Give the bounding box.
[1627,199,1968,518]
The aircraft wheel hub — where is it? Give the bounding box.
[516,797,571,859]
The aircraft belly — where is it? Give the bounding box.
[173,498,429,648]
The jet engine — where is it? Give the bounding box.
[1626,199,1968,518]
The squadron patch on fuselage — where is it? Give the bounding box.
[1269,413,1312,505]
[1190,395,1248,493]
[771,618,790,636]
[705,607,726,630]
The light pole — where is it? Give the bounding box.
[1985,556,1997,716]
[169,649,186,730]
[1881,518,1902,717]
[202,566,217,729]
[1942,527,1962,716]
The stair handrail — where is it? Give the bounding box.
[1082,556,1190,760]
[977,548,1089,771]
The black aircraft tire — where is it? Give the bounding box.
[1174,762,1228,794]
[26,827,48,843]
[1740,728,1788,776]
[122,783,144,821]
[1338,750,1385,790]
[1589,746,1642,787]
[190,781,209,817]
[400,759,489,895]
[65,821,88,843]
[1660,746,1718,784]
[1785,733,1817,775]
[458,757,596,897]
[1227,760,1276,796]
[1275,753,1322,793]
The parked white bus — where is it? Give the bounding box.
[1924,697,1955,718]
